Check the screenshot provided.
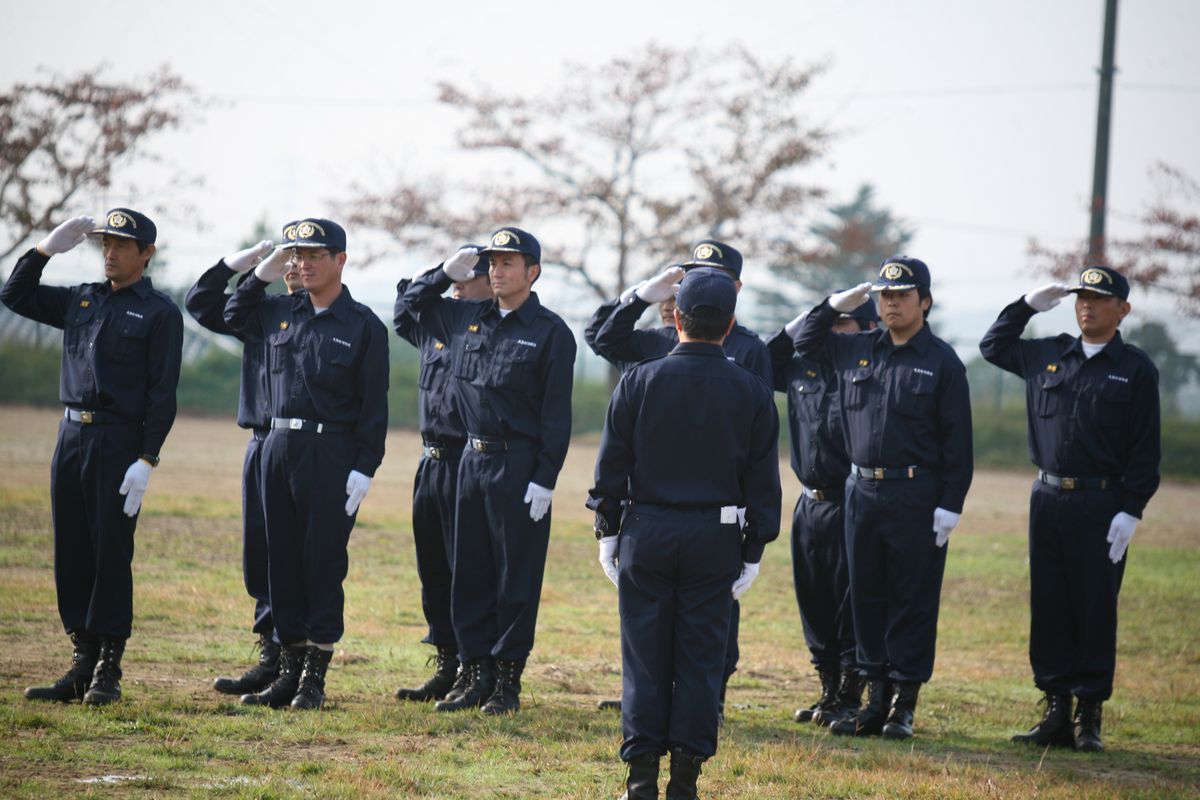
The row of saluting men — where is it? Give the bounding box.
[2,209,1158,800]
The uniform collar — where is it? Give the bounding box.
[300,285,355,321]
[1064,330,1126,361]
[488,291,542,324]
[872,321,932,355]
[670,341,726,358]
[104,276,153,298]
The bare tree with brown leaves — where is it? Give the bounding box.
[1029,162,1200,317]
[342,43,830,301]
[0,66,195,260]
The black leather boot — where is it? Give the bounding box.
[395,644,459,702]
[1073,698,1104,752]
[882,681,920,739]
[241,644,305,708]
[438,659,471,705]
[435,657,495,712]
[83,637,126,706]
[796,665,841,724]
[598,698,622,711]
[1011,693,1074,747]
[822,667,865,727]
[619,752,660,800]
[25,632,98,702]
[213,634,281,695]
[482,657,525,715]
[664,748,703,800]
[831,678,892,736]
[291,646,334,710]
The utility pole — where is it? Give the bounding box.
[1087,0,1119,264]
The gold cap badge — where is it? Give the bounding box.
[695,243,722,261]
[492,230,518,247]
[881,262,911,280]
[284,225,298,241]
[107,211,134,229]
[1081,268,1108,286]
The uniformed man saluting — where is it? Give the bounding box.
[391,251,492,702]
[767,302,878,728]
[2,209,183,705]
[398,227,576,715]
[589,267,781,800]
[586,240,771,716]
[980,266,1160,752]
[184,222,303,696]
[794,256,974,740]
[224,218,390,710]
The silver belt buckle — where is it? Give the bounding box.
[429,446,442,460]
[289,418,302,430]
[873,467,885,480]
[812,488,825,501]
[1061,477,1076,490]
[80,410,94,424]
[472,439,484,452]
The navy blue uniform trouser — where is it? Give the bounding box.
[411,452,460,649]
[1028,480,1126,701]
[792,493,856,670]
[241,430,273,638]
[451,446,550,661]
[618,506,740,762]
[260,429,357,645]
[50,417,140,640]
[844,473,947,684]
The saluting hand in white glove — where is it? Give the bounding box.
[1106,512,1138,564]
[932,507,960,547]
[37,216,96,257]
[118,459,153,517]
[254,246,292,283]
[598,536,619,588]
[443,247,480,282]
[1024,282,1074,313]
[524,482,553,522]
[829,282,873,313]
[225,240,274,274]
[636,266,685,304]
[345,470,371,516]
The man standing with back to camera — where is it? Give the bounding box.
[185,222,305,697]
[589,267,781,800]
[3,209,183,706]
[391,249,492,702]
[980,266,1160,752]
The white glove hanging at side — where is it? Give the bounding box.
[1106,512,1138,564]
[118,459,153,517]
[731,561,760,599]
[524,482,553,522]
[932,507,960,547]
[598,536,619,588]
[345,470,372,516]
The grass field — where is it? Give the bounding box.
[0,405,1197,798]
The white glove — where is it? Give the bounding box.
[524,482,553,522]
[37,216,96,256]
[598,536,619,588]
[254,246,291,283]
[619,282,644,304]
[443,247,480,281]
[731,561,760,599]
[636,266,685,304]
[225,239,274,273]
[118,459,153,517]
[829,282,873,313]
[1024,282,1074,313]
[345,470,371,516]
[1106,511,1138,564]
[932,507,960,547]
[784,310,809,338]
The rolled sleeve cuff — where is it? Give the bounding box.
[532,465,560,491]
[1120,494,1148,519]
[741,540,765,564]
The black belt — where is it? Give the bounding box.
[1038,470,1118,491]
[270,417,351,434]
[629,502,742,523]
[851,464,928,480]
[422,439,466,460]
[801,485,842,502]
[466,435,535,453]
[64,407,119,425]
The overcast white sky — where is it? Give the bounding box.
[3,0,1199,360]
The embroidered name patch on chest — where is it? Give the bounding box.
[1106,374,1129,384]
[515,339,538,348]
[912,367,934,377]
[125,310,144,319]
[332,337,352,348]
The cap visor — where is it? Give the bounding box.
[90,229,143,241]
[1067,286,1117,297]
[870,282,918,292]
[478,246,524,256]
[682,260,724,269]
